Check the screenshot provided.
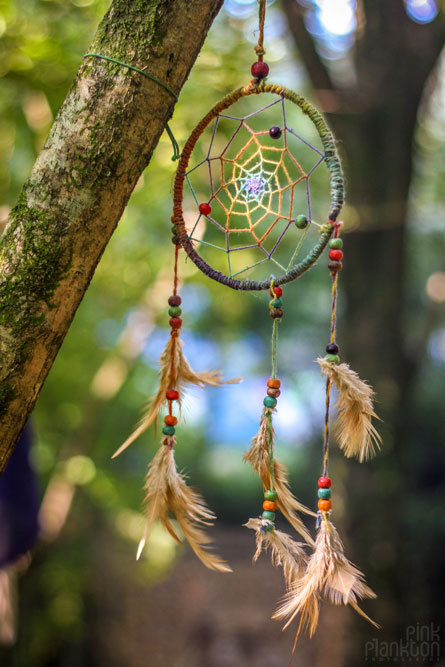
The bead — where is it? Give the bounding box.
[263,396,277,408]
[318,499,332,512]
[318,477,331,488]
[162,425,175,436]
[199,202,212,215]
[264,523,275,532]
[328,260,343,272]
[329,249,343,261]
[264,489,278,501]
[168,295,181,307]
[171,225,177,234]
[295,214,308,229]
[171,234,181,245]
[169,317,182,329]
[270,286,283,298]
[326,343,339,354]
[270,307,283,319]
[267,388,281,398]
[272,297,282,307]
[168,306,182,317]
[251,61,269,78]
[269,125,282,139]
[325,353,340,364]
[166,389,179,400]
[267,378,281,389]
[262,510,276,521]
[329,238,343,249]
[318,488,331,500]
[164,415,178,427]
[263,500,277,512]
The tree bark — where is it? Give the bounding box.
[0,0,224,473]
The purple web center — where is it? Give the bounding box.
[243,176,264,197]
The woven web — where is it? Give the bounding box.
[185,97,327,279]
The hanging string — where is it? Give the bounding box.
[83,53,181,161]
[255,0,267,60]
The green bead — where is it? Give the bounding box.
[262,510,276,521]
[272,298,282,307]
[295,214,308,229]
[171,225,178,234]
[264,489,278,501]
[318,488,331,499]
[162,425,175,436]
[325,353,340,364]
[168,306,182,317]
[264,523,275,532]
[263,396,277,408]
[329,238,343,249]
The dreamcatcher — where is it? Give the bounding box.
[109,0,382,656]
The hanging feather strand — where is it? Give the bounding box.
[136,438,232,572]
[113,333,239,458]
[317,357,382,462]
[274,517,379,632]
[244,409,315,545]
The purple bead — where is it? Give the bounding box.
[326,343,339,354]
[269,126,282,139]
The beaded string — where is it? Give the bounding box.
[83,53,181,161]
[317,222,343,522]
[255,0,266,61]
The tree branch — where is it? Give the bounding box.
[0,0,224,473]
[281,0,335,92]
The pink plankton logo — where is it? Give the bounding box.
[365,624,440,662]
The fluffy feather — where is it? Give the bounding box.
[274,517,379,633]
[245,518,308,589]
[113,334,239,458]
[244,410,315,545]
[317,358,382,462]
[136,440,231,573]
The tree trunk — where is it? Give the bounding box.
[0,0,224,473]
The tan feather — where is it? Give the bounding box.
[274,517,379,633]
[244,410,315,545]
[245,518,308,588]
[113,335,240,458]
[317,358,382,462]
[137,439,232,573]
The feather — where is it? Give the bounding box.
[137,439,231,573]
[317,358,382,462]
[113,334,240,458]
[244,410,315,545]
[274,517,379,633]
[245,518,308,589]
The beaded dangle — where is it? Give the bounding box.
[111,0,382,656]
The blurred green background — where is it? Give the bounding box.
[0,0,445,665]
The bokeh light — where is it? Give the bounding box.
[405,0,438,24]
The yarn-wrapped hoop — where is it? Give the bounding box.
[173,83,344,291]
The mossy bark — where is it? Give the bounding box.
[0,0,224,473]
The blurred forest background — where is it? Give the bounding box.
[0,0,445,665]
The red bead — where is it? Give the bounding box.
[329,249,343,261]
[169,317,182,329]
[166,390,179,401]
[270,286,282,298]
[164,415,177,426]
[168,295,181,307]
[199,202,212,216]
[318,477,331,488]
[251,61,269,79]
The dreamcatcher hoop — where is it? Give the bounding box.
[173,82,344,291]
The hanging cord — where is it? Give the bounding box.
[83,53,181,161]
[255,0,267,60]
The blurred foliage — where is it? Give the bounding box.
[1,0,445,664]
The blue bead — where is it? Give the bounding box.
[263,396,277,408]
[162,425,175,436]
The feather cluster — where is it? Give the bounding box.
[113,334,239,458]
[317,358,382,462]
[136,440,231,573]
[244,409,315,545]
[274,517,379,633]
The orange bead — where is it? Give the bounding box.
[318,499,332,512]
[267,378,281,389]
[164,415,177,426]
[263,500,277,512]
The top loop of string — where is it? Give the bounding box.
[255,0,267,61]
[83,53,180,161]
